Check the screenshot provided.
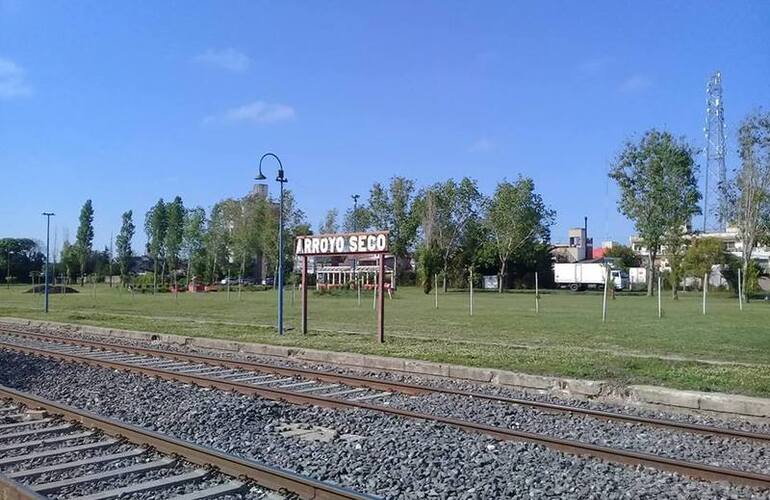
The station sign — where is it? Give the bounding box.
[295,231,389,256]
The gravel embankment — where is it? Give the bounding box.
[21,323,770,434]
[1,349,768,499]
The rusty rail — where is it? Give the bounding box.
[0,386,371,500]
[3,327,768,444]
[1,335,769,490]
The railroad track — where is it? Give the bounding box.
[0,385,371,500]
[1,326,769,491]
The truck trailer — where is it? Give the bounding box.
[553,262,626,291]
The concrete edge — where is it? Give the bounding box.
[2,316,768,420]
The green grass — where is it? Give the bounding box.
[1,283,769,397]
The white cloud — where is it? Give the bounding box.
[194,48,251,73]
[468,138,494,153]
[0,57,32,99]
[619,74,652,93]
[204,101,296,125]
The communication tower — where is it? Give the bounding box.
[703,71,727,232]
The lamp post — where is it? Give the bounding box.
[43,212,55,313]
[5,249,14,290]
[351,194,360,231]
[351,194,360,283]
[256,153,288,335]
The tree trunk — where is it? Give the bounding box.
[152,258,157,295]
[498,260,506,293]
[742,259,750,304]
[647,252,655,297]
[442,264,448,293]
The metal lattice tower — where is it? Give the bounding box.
[703,71,727,232]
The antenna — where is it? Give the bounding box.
[703,71,727,232]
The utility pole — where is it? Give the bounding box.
[109,230,113,288]
[43,212,55,313]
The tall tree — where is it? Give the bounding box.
[603,244,642,270]
[682,237,726,290]
[609,130,701,296]
[368,177,419,279]
[318,209,339,234]
[144,199,168,293]
[206,199,238,283]
[485,177,555,292]
[725,111,770,302]
[164,196,185,286]
[115,210,135,286]
[260,190,308,280]
[418,177,482,291]
[182,207,207,282]
[75,199,95,285]
[342,206,371,232]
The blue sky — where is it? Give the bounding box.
[1,1,768,254]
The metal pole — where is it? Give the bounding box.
[657,275,662,319]
[6,249,10,290]
[278,180,284,335]
[43,213,53,313]
[702,273,707,315]
[738,267,743,311]
[301,255,308,334]
[535,272,539,313]
[377,252,385,343]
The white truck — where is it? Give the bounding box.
[554,262,626,291]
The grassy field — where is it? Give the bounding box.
[1,283,769,397]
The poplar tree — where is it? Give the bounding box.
[115,210,135,286]
[164,196,185,286]
[75,199,94,285]
[145,199,167,293]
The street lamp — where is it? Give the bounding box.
[351,194,360,232]
[42,212,55,313]
[5,249,14,290]
[255,153,288,335]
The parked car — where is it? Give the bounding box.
[262,277,274,286]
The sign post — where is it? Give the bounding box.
[301,255,308,334]
[295,231,389,342]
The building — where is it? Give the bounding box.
[629,226,770,290]
[552,218,593,263]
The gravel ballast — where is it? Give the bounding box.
[1,349,768,499]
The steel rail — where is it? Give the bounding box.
[0,385,372,500]
[2,327,768,445]
[1,339,769,490]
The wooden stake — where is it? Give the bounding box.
[602,267,608,323]
[535,272,539,313]
[657,275,662,319]
[702,273,707,315]
[434,274,438,309]
[738,267,743,311]
[469,268,473,316]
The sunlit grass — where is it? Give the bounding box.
[1,284,769,396]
